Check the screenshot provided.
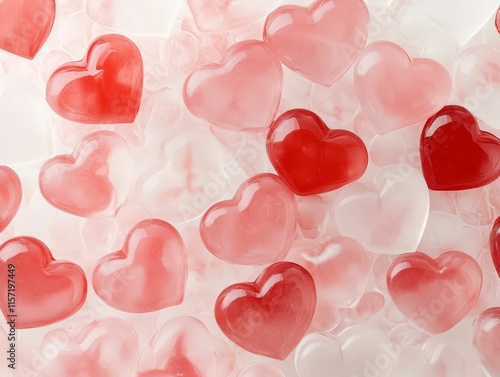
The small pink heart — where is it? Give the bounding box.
[184,40,283,132]
[37,317,139,377]
[138,316,216,377]
[200,173,298,265]
[473,307,500,376]
[264,0,370,86]
[354,41,451,134]
[92,219,188,313]
[0,166,21,233]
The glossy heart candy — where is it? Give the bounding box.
[354,41,451,134]
[138,316,216,377]
[0,0,55,59]
[264,0,370,86]
[472,307,500,376]
[39,131,133,218]
[46,34,144,124]
[491,216,500,277]
[266,109,368,195]
[93,219,187,313]
[188,0,281,32]
[0,166,22,233]
[387,251,482,334]
[200,173,298,265]
[38,317,139,377]
[420,105,500,191]
[215,261,317,360]
[183,40,283,132]
[0,237,87,328]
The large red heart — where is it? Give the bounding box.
[200,173,298,265]
[92,219,188,313]
[214,261,317,360]
[420,105,500,191]
[183,40,283,132]
[0,0,55,59]
[0,166,22,233]
[37,317,139,377]
[263,0,370,86]
[491,216,500,277]
[46,34,144,124]
[0,237,87,328]
[387,251,482,335]
[266,109,368,195]
[39,131,132,218]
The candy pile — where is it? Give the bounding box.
[0,0,499,376]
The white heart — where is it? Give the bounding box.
[334,164,430,254]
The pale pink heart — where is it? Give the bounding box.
[334,164,430,254]
[183,40,283,132]
[473,307,500,376]
[264,0,370,86]
[137,316,216,377]
[38,318,139,377]
[187,0,282,32]
[354,41,451,134]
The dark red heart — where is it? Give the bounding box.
[420,105,500,191]
[0,0,55,59]
[214,261,316,360]
[46,34,144,124]
[266,109,368,195]
[491,216,500,277]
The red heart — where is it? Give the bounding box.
[491,216,500,277]
[263,0,370,86]
[0,166,21,233]
[92,219,188,313]
[0,0,55,59]
[215,261,317,360]
[0,237,87,328]
[200,173,298,265]
[266,109,368,195]
[387,251,482,335]
[39,131,132,218]
[46,34,144,124]
[420,105,500,191]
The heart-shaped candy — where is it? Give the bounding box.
[266,109,368,195]
[87,0,181,36]
[93,219,187,313]
[183,40,283,132]
[138,316,216,377]
[0,237,87,328]
[0,0,55,59]
[39,131,133,218]
[354,41,451,134]
[46,34,144,124]
[215,261,317,360]
[491,216,500,277]
[420,105,500,191]
[264,0,370,86]
[187,0,282,32]
[387,251,482,334]
[472,307,500,376]
[334,164,430,254]
[200,173,298,265]
[38,317,139,377]
[0,166,21,233]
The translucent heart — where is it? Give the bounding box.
[0,167,21,233]
[473,307,500,376]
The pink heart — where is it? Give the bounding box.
[92,219,187,313]
[183,40,283,132]
[264,0,370,86]
[354,41,451,134]
[37,318,139,377]
[138,316,216,377]
[387,251,482,334]
[473,307,500,376]
[39,131,133,218]
[200,173,298,265]
[0,166,21,233]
